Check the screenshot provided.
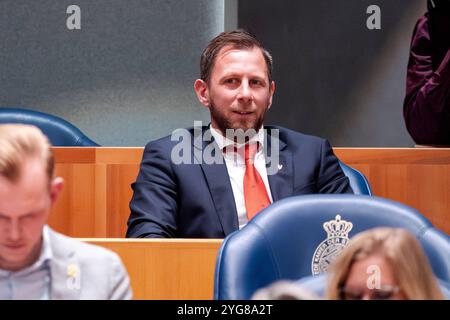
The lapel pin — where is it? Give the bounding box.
[278,164,283,171]
[66,264,81,290]
[67,264,77,278]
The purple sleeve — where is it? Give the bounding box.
[403,14,450,145]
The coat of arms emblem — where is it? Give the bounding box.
[311,215,353,275]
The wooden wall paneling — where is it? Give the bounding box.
[50,148,450,236]
[334,148,450,234]
[50,164,97,237]
[49,164,72,235]
[407,164,450,233]
[106,164,140,237]
[94,164,107,237]
[96,147,143,165]
[83,239,222,300]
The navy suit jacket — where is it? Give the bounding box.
[126,126,353,238]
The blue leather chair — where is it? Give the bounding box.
[339,161,371,195]
[0,108,99,146]
[214,195,450,299]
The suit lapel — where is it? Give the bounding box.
[191,126,294,234]
[48,229,81,300]
[265,128,294,202]
[193,127,239,236]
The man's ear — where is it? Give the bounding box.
[194,79,210,108]
[268,80,276,109]
[49,177,64,206]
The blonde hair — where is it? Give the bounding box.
[326,227,444,300]
[0,124,54,185]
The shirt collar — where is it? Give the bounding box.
[40,225,53,265]
[209,125,265,151]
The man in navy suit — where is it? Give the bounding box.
[127,29,353,238]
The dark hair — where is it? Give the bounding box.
[200,29,273,83]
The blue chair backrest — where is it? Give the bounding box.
[0,108,99,146]
[339,161,372,195]
[214,194,450,299]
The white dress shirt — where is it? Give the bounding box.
[210,126,273,229]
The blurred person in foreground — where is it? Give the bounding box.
[326,227,444,300]
[0,124,132,299]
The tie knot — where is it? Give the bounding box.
[222,142,260,165]
[244,143,259,164]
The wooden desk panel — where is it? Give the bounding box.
[81,239,222,300]
[106,164,140,237]
[334,148,450,234]
[49,148,142,237]
[49,148,450,236]
[51,164,97,236]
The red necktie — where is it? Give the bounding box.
[243,143,271,220]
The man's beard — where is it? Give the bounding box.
[209,102,266,137]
